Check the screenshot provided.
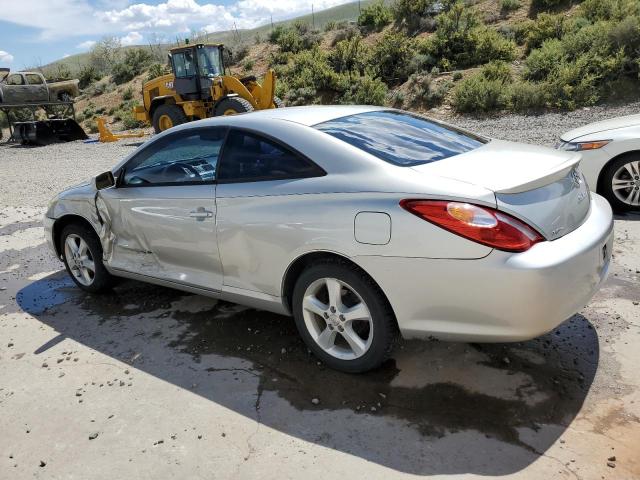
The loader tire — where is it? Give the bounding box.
[273,96,285,108]
[214,97,254,116]
[152,104,188,134]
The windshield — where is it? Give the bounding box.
[315,110,487,166]
[197,46,223,77]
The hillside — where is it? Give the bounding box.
[60,0,640,134]
[41,0,375,76]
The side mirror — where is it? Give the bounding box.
[95,171,115,190]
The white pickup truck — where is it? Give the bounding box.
[0,68,80,104]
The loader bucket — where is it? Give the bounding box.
[12,119,88,146]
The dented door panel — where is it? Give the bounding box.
[97,184,222,290]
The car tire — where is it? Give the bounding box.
[152,104,188,134]
[214,97,254,116]
[59,92,73,103]
[292,259,397,373]
[600,154,640,212]
[60,224,117,293]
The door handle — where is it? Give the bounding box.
[189,208,213,220]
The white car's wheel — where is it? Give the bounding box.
[292,260,397,373]
[601,155,640,211]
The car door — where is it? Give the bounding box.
[98,127,225,291]
[3,74,28,103]
[215,129,326,296]
[24,74,48,103]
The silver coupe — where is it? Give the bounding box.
[44,106,614,372]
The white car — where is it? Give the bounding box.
[558,114,640,211]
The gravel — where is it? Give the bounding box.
[447,101,640,146]
[1,101,638,208]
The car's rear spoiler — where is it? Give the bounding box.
[0,68,9,82]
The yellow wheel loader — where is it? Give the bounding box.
[133,43,284,133]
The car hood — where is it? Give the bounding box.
[560,113,640,141]
[411,139,580,194]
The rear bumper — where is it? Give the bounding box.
[355,193,614,342]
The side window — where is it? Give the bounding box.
[172,51,196,78]
[25,74,44,85]
[218,130,323,182]
[6,74,24,85]
[122,128,225,186]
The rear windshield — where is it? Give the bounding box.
[315,110,487,166]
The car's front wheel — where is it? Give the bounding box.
[292,260,397,373]
[61,224,117,293]
[601,155,640,211]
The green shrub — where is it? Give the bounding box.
[524,39,565,81]
[330,35,366,74]
[480,60,512,83]
[424,2,516,69]
[78,66,100,90]
[331,24,361,46]
[522,13,566,52]
[387,90,405,107]
[339,74,388,105]
[244,59,255,70]
[86,119,99,134]
[532,0,566,9]
[452,71,463,81]
[393,0,438,34]
[358,0,392,32]
[324,21,337,32]
[407,52,436,74]
[508,81,548,111]
[231,44,250,64]
[112,48,153,84]
[280,48,338,92]
[284,87,317,106]
[269,51,291,66]
[269,22,320,53]
[121,108,146,129]
[406,73,451,107]
[473,27,517,64]
[580,0,640,22]
[369,30,415,84]
[500,0,520,14]
[452,73,508,112]
[146,63,167,81]
[122,86,133,101]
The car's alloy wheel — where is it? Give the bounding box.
[611,160,640,207]
[601,155,640,211]
[64,234,96,286]
[302,277,374,360]
[60,224,118,293]
[292,260,397,373]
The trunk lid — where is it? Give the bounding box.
[412,140,591,240]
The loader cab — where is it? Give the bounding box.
[170,44,225,101]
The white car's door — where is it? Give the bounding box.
[98,127,225,291]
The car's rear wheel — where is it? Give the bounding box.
[61,224,117,293]
[292,260,397,373]
[601,155,640,211]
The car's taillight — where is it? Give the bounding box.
[400,200,544,252]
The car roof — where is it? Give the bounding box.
[193,105,388,128]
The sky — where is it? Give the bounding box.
[0,0,354,69]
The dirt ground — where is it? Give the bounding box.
[0,138,639,479]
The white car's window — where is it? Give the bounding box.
[217,130,323,182]
[315,111,487,166]
[122,128,225,186]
